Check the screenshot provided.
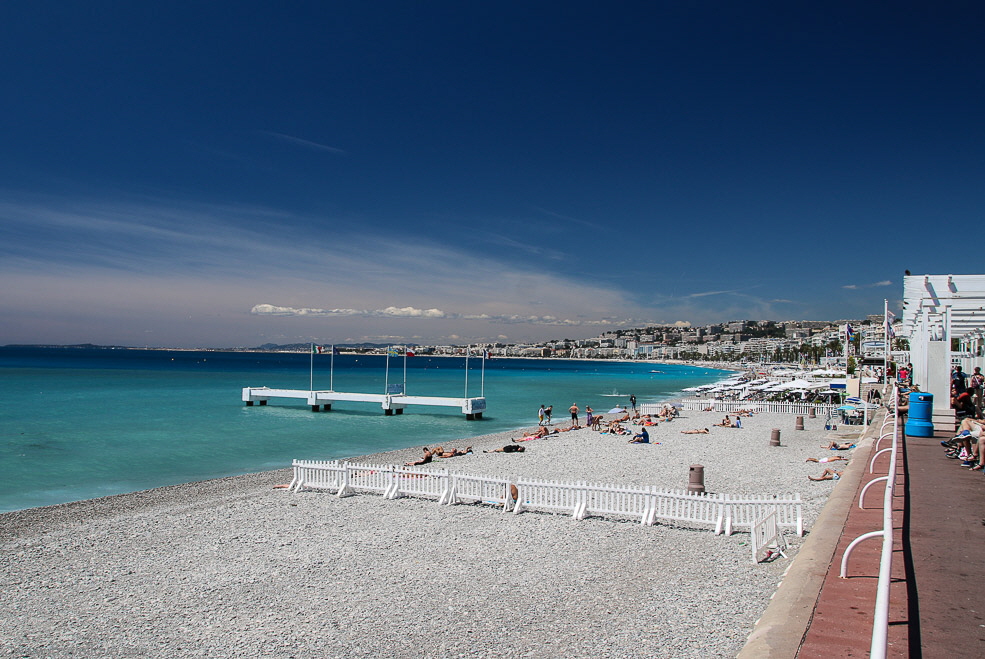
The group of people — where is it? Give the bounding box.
[942,416,985,470]
[405,445,473,465]
[713,414,742,428]
[538,396,643,428]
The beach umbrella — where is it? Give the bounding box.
[608,407,626,414]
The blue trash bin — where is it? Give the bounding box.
[905,392,934,437]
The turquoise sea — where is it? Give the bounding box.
[0,347,733,513]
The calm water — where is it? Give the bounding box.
[0,347,733,512]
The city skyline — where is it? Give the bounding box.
[2,2,981,348]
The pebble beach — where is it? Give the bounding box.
[0,408,865,658]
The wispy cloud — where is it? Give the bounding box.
[257,130,346,154]
[843,280,893,290]
[682,288,745,299]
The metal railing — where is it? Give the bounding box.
[838,384,899,658]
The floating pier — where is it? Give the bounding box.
[242,387,487,420]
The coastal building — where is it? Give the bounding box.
[901,273,985,425]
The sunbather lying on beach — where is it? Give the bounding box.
[435,447,472,458]
[484,445,525,453]
[514,427,556,441]
[806,456,848,463]
[680,428,710,434]
[808,468,842,481]
[406,449,434,466]
[822,442,856,450]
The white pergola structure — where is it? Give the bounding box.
[901,274,985,423]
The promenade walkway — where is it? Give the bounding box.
[742,414,985,657]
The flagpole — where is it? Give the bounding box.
[883,299,889,390]
[330,344,335,392]
[309,343,314,393]
[403,345,408,396]
[481,348,486,397]
[464,346,470,398]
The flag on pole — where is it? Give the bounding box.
[312,345,327,354]
[845,324,856,341]
[406,349,415,357]
[387,346,401,356]
[483,350,491,360]
[886,322,896,339]
[333,346,341,355]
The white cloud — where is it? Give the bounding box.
[843,280,892,290]
[251,303,637,327]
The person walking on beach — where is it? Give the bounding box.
[569,403,579,425]
[538,405,546,426]
[630,394,637,412]
[544,405,553,425]
[585,406,594,427]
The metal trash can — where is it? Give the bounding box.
[688,465,705,494]
[904,392,934,437]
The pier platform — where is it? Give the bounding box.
[241,387,486,419]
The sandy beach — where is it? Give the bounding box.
[0,409,865,658]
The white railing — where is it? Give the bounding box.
[290,460,803,542]
[677,399,837,415]
[839,385,899,659]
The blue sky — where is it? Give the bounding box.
[1,1,982,348]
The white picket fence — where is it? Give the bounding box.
[291,460,803,539]
[750,509,788,564]
[678,399,837,415]
[723,493,803,537]
[442,472,514,510]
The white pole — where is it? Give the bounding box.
[464,346,470,398]
[883,300,889,392]
[330,344,335,392]
[481,348,486,397]
[403,345,408,395]
[385,346,391,394]
[309,343,314,392]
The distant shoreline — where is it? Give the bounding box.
[2,343,745,373]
